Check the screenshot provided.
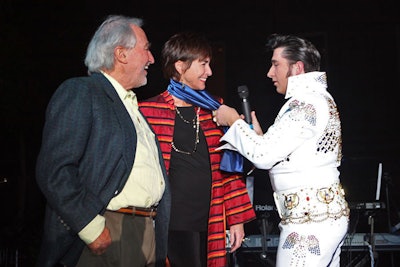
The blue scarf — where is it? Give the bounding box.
[167,79,243,173]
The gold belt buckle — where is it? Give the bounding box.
[317,187,335,204]
[284,193,299,210]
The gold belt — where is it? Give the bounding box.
[273,182,350,224]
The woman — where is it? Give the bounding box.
[139,32,256,267]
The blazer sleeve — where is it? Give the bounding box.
[36,78,113,233]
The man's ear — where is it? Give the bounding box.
[115,46,128,64]
[294,61,305,75]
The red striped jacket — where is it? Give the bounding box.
[139,90,256,267]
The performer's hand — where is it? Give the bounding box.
[88,226,112,255]
[229,223,245,253]
[251,111,263,135]
[215,105,241,126]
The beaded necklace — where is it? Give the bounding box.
[171,107,200,155]
[175,106,197,127]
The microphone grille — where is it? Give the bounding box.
[237,85,249,99]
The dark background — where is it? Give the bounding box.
[1,0,400,266]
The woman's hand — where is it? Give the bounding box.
[228,223,245,253]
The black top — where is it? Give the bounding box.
[169,106,212,231]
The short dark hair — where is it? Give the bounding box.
[266,33,321,72]
[161,31,213,80]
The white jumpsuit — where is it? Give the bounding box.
[220,72,349,266]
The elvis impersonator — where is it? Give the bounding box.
[214,33,350,266]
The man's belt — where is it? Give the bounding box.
[111,206,157,217]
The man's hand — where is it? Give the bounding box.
[88,226,112,255]
[215,105,241,126]
[251,111,263,135]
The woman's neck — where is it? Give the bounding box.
[171,95,192,107]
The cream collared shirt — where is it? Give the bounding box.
[78,72,165,244]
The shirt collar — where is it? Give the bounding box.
[285,71,328,99]
[100,71,138,104]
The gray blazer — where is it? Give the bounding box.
[35,72,170,267]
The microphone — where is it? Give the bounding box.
[237,85,252,127]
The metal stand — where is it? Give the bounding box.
[259,213,269,260]
[350,212,377,267]
[384,172,396,267]
[385,172,392,232]
[368,214,378,266]
[257,213,275,266]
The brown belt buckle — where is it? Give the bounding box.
[149,206,157,218]
[150,206,156,218]
[131,206,157,218]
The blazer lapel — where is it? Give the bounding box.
[93,73,136,168]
